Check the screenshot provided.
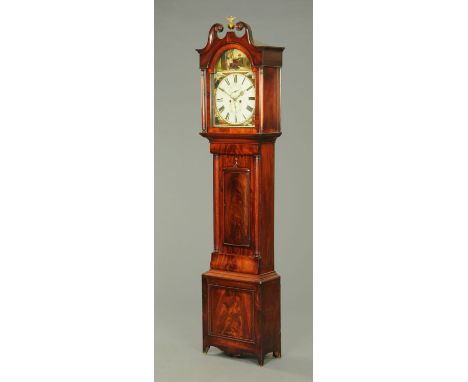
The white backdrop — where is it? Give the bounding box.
[314,1,468,381]
[0,1,153,381]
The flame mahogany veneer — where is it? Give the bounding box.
[197,20,284,366]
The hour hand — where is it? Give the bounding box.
[233,90,244,101]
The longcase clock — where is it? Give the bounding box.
[197,18,284,366]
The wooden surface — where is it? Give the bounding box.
[208,284,254,341]
[223,165,251,247]
[202,270,281,366]
[198,21,283,365]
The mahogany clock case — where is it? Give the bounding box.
[198,21,283,366]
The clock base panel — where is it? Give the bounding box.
[202,269,281,366]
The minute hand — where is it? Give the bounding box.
[218,87,235,100]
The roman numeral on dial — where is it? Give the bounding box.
[246,105,253,112]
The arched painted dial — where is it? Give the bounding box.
[214,73,255,125]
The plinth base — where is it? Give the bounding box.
[202,269,281,366]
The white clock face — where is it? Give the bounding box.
[214,73,256,126]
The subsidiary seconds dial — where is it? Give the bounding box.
[214,73,255,125]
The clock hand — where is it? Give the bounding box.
[233,90,245,101]
[218,87,235,100]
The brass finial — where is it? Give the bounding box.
[227,16,236,29]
